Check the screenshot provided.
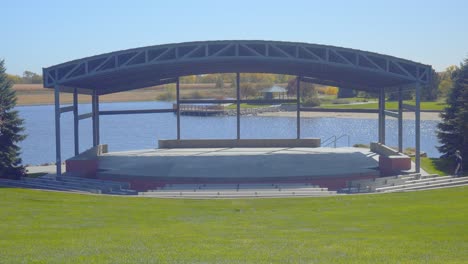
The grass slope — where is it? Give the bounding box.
[0,187,467,263]
[419,157,464,176]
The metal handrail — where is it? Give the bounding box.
[321,135,336,147]
[321,134,351,148]
[335,134,351,148]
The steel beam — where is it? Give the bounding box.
[415,83,421,173]
[236,72,240,140]
[402,104,416,111]
[398,87,403,152]
[100,109,175,115]
[78,113,93,120]
[59,106,74,114]
[176,78,180,140]
[296,77,301,139]
[54,85,61,177]
[384,110,399,119]
[73,88,79,156]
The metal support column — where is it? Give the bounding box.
[415,83,421,173]
[92,90,98,146]
[73,88,79,155]
[378,89,381,143]
[54,85,62,177]
[236,72,240,140]
[378,88,386,144]
[398,87,403,152]
[96,95,100,145]
[296,77,301,139]
[176,78,180,140]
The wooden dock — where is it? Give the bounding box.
[173,104,225,116]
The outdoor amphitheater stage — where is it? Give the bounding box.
[96,147,381,191]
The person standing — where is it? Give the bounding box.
[454,150,463,176]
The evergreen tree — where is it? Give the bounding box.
[0,60,26,179]
[437,57,468,169]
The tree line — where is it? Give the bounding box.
[7,71,43,84]
[4,67,458,103]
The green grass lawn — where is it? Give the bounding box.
[418,157,463,176]
[1,187,467,263]
[320,100,447,111]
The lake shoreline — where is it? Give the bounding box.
[16,100,442,120]
[258,111,441,120]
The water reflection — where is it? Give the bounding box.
[17,102,440,165]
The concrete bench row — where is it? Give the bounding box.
[0,178,100,193]
[24,177,105,192]
[139,190,338,198]
[59,174,131,189]
[376,176,468,192]
[145,187,328,193]
[156,183,318,192]
[347,173,424,192]
[18,177,135,195]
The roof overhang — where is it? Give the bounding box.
[43,40,432,95]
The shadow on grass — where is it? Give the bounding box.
[430,158,453,174]
[421,157,466,176]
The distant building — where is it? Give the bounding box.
[261,85,287,100]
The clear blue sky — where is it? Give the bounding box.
[1,0,467,75]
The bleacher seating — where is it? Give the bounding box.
[346,174,468,193]
[0,176,136,195]
[139,183,337,198]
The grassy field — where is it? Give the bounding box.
[0,187,467,263]
[320,100,447,111]
[418,157,463,176]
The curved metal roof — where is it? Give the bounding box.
[43,40,432,95]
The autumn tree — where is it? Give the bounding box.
[438,65,458,98]
[421,69,440,101]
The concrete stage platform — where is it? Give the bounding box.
[97,147,380,191]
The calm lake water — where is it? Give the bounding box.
[17,101,441,165]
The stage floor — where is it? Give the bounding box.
[97,147,380,181]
